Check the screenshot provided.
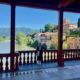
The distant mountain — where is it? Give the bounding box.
[0,27,39,37]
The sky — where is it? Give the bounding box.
[0,4,80,29]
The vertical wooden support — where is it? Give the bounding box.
[34,52,36,63]
[23,53,25,64]
[0,57,3,71]
[19,53,21,65]
[27,53,29,64]
[51,51,52,62]
[5,57,8,71]
[48,51,49,62]
[44,52,46,62]
[10,2,16,72]
[31,52,33,64]
[16,56,19,70]
[58,9,64,67]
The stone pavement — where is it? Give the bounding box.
[0,64,80,80]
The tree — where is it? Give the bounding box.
[78,18,80,27]
[63,44,68,49]
[42,43,47,49]
[31,40,38,48]
[44,23,53,32]
[64,30,70,35]
[16,32,27,45]
[49,44,58,49]
[0,36,3,41]
[40,28,41,32]
[3,36,6,38]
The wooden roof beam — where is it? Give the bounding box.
[58,0,74,8]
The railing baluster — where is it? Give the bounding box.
[0,57,3,71]
[73,51,74,59]
[65,51,66,60]
[78,50,79,59]
[68,51,69,59]
[62,51,64,60]
[76,50,77,59]
[23,53,25,65]
[63,51,65,60]
[5,57,8,71]
[27,52,29,64]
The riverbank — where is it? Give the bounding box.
[0,40,35,53]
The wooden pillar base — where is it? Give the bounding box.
[58,59,64,67]
[0,68,3,72]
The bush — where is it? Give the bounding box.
[31,40,38,48]
[66,34,79,38]
[42,43,47,49]
[49,44,58,49]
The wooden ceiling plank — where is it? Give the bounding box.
[58,0,75,8]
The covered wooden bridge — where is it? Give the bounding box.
[0,0,80,72]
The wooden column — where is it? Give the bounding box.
[10,2,16,72]
[58,9,64,67]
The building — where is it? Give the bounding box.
[53,18,78,33]
[51,32,66,45]
[67,37,80,49]
[34,33,42,43]
[63,18,77,30]
[35,32,66,49]
[35,32,53,49]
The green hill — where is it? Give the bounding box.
[0,27,39,37]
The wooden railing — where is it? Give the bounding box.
[0,53,19,72]
[0,54,10,71]
[0,49,80,72]
[63,49,80,60]
[18,50,58,65]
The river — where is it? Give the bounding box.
[0,40,35,54]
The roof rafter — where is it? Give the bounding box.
[58,0,75,8]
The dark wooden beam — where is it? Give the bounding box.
[58,0,74,8]
[58,9,64,67]
[10,2,15,72]
[16,1,60,11]
[0,0,80,13]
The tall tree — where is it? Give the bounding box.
[44,23,53,32]
[16,32,26,45]
[78,18,80,27]
[42,29,43,32]
[40,28,41,32]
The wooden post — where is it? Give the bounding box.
[10,2,16,72]
[58,9,64,67]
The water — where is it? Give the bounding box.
[0,40,35,70]
[0,40,35,53]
